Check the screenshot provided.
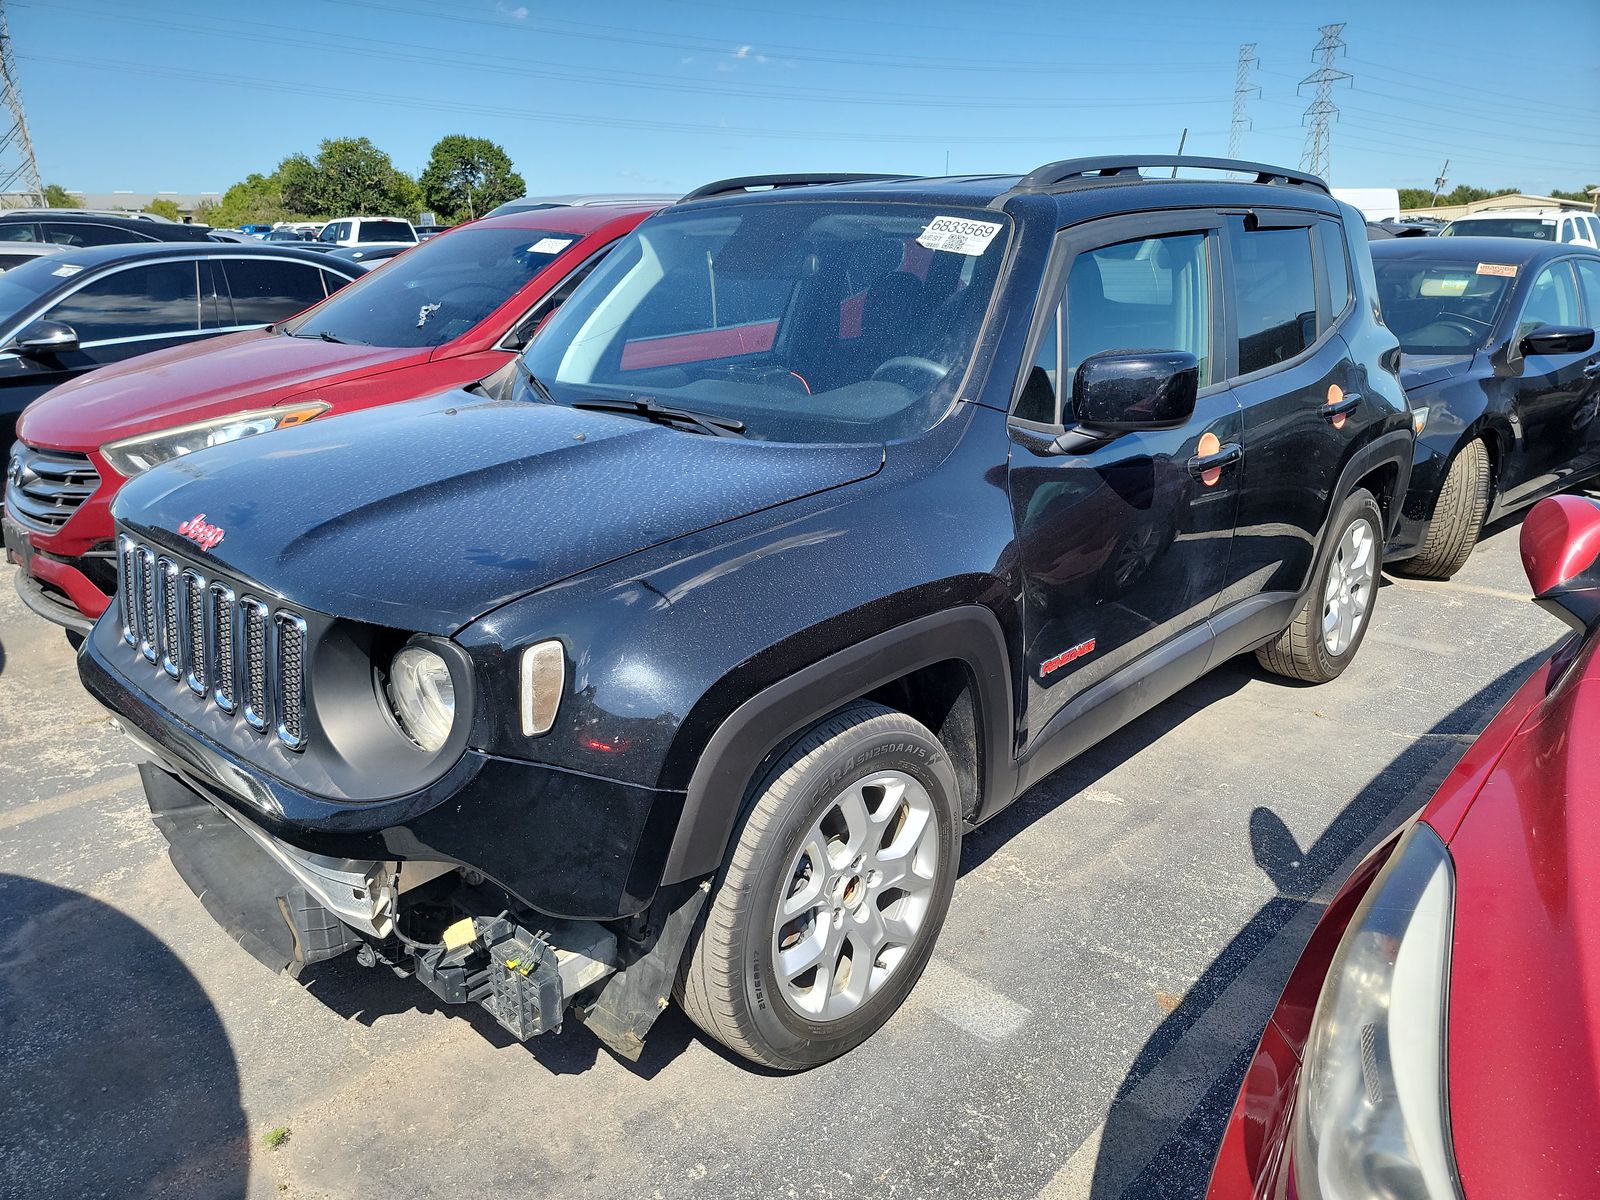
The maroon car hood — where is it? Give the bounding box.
[18,329,426,450]
[1443,634,1600,1200]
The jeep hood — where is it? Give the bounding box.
[18,329,424,449]
[112,389,884,633]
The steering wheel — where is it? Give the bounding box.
[871,356,949,389]
[1428,316,1486,342]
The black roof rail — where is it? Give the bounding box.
[1012,156,1329,195]
[679,173,916,203]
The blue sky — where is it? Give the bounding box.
[12,0,1599,197]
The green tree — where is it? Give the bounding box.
[146,198,182,221]
[208,170,292,227]
[419,135,525,222]
[280,137,419,219]
[42,182,82,208]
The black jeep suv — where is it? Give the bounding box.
[81,158,1411,1070]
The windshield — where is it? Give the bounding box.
[0,255,78,323]
[283,226,580,348]
[1443,217,1556,241]
[521,201,1010,443]
[1373,258,1516,354]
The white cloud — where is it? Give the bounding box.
[496,2,529,17]
[732,44,752,58]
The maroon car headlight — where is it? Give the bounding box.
[1292,823,1463,1200]
[101,402,329,476]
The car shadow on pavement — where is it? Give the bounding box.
[961,658,1255,878]
[1080,652,1549,1200]
[0,874,249,1200]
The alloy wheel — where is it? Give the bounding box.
[771,770,940,1021]
[1322,515,1377,656]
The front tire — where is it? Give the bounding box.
[1256,488,1383,684]
[1403,438,1490,580]
[676,702,961,1070]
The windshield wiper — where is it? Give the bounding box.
[288,328,364,345]
[571,397,746,438]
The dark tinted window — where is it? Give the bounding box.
[48,261,201,341]
[1065,231,1211,405]
[44,221,148,248]
[0,252,40,271]
[0,222,39,242]
[221,258,327,325]
[506,251,608,350]
[285,227,575,348]
[1317,220,1351,330]
[321,268,352,296]
[358,220,415,243]
[1232,220,1317,375]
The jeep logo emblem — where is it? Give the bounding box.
[177,513,225,553]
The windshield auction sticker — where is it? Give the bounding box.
[529,237,575,255]
[1476,262,1517,277]
[917,215,1003,256]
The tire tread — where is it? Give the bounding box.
[1405,439,1490,580]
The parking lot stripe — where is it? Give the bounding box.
[1384,575,1531,605]
[0,773,138,831]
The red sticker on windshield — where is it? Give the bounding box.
[1476,262,1517,278]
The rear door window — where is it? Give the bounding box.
[1230,219,1318,375]
[220,258,328,325]
[0,222,40,242]
[47,261,202,342]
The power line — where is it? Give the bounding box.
[0,0,42,204]
[1299,22,1352,180]
[1228,43,1260,160]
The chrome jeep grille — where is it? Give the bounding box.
[117,533,308,750]
[5,443,100,531]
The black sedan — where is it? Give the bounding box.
[0,242,359,449]
[1377,236,1600,577]
[0,211,216,247]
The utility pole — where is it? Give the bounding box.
[0,0,42,208]
[1228,43,1260,161]
[1299,23,1352,181]
[1430,159,1450,207]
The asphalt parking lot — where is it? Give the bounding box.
[0,509,1571,1200]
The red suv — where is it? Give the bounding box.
[4,203,663,632]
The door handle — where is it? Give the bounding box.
[1322,392,1363,421]
[1188,441,1243,479]
[1584,361,1600,378]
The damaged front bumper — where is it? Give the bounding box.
[84,620,707,1059]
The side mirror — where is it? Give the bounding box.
[1521,494,1600,631]
[1072,350,1199,434]
[1520,325,1595,357]
[10,319,79,358]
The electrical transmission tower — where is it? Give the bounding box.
[1228,44,1260,160]
[1298,23,1352,181]
[0,0,42,208]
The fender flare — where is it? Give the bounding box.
[1332,427,1414,542]
[659,605,1015,885]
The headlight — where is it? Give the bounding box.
[100,402,329,476]
[387,645,457,752]
[1293,823,1462,1200]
